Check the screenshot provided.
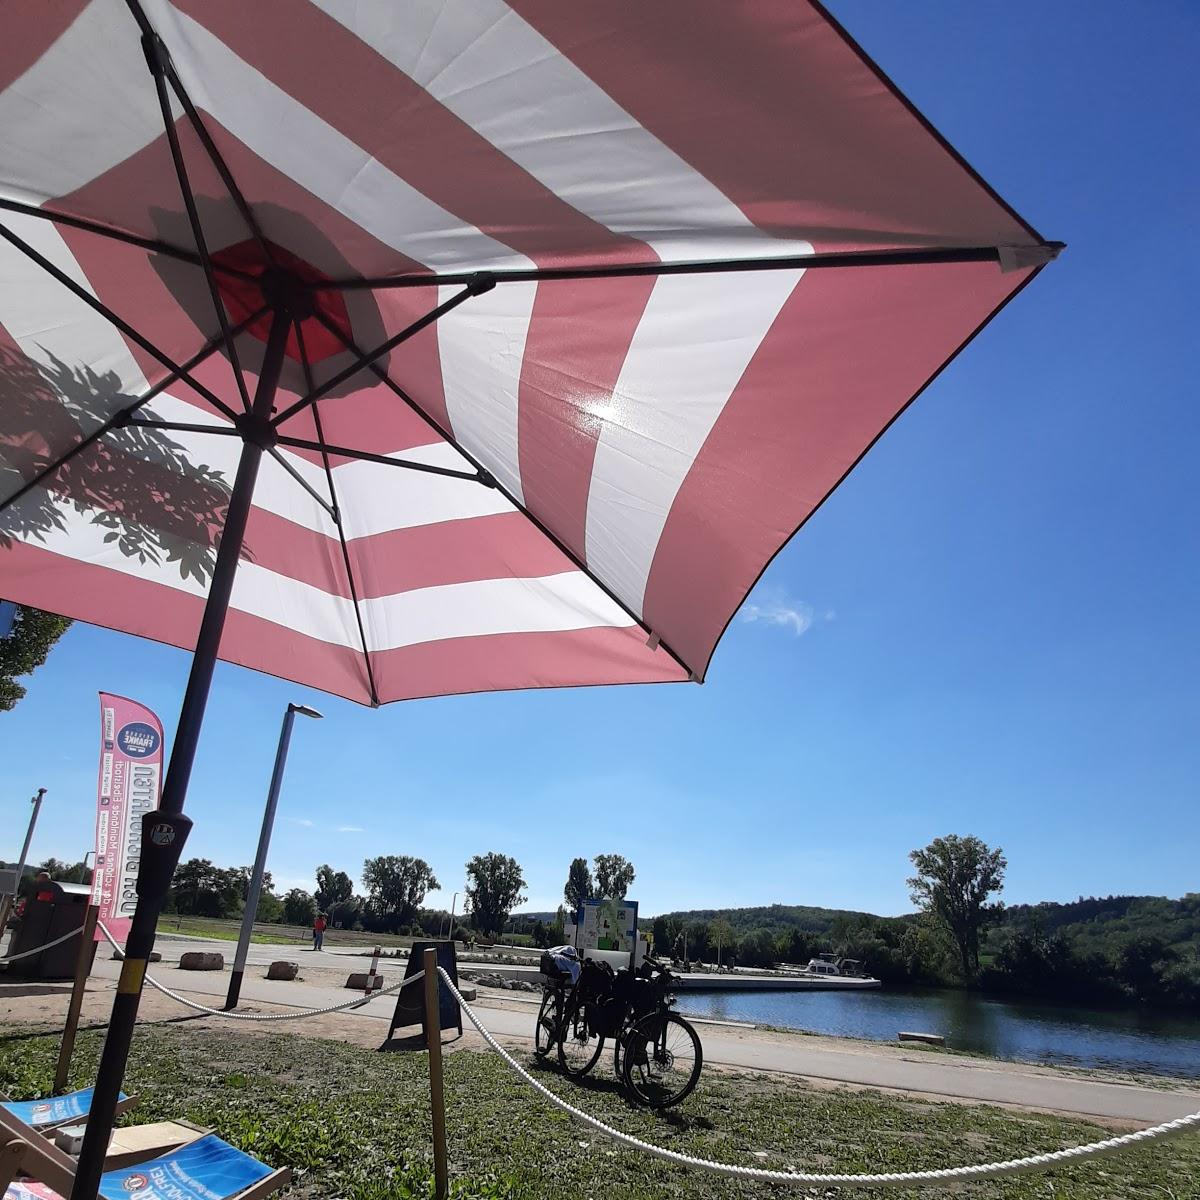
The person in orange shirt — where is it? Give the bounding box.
[312,912,327,951]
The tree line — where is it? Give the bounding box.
[158,850,532,940]
[154,848,642,947]
[651,835,1200,1010]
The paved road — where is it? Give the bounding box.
[86,951,1200,1126]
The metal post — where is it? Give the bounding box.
[70,307,292,1200]
[443,892,458,939]
[226,705,296,1009]
[0,788,46,938]
[365,945,380,996]
[423,947,449,1200]
[225,701,323,1008]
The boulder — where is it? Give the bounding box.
[345,972,384,990]
[266,960,299,981]
[459,986,478,1002]
[179,951,223,971]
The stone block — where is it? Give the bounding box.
[179,951,224,971]
[266,960,299,981]
[345,972,384,990]
[111,951,161,962]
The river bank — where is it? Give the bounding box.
[8,954,1200,1126]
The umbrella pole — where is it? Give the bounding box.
[70,307,293,1200]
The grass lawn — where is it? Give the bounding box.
[2,1026,1196,1200]
[158,916,417,949]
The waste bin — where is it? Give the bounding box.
[3,882,94,979]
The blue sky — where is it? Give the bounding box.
[3,2,1197,919]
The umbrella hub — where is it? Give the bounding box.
[232,408,278,450]
[211,239,353,366]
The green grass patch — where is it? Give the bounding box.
[158,917,416,949]
[2,1026,1196,1199]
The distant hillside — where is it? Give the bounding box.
[646,903,891,935]
[994,895,1200,955]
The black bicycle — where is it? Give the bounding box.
[534,969,572,1060]
[554,956,703,1108]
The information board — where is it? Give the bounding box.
[389,940,462,1038]
[576,898,639,961]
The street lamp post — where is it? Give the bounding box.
[225,703,322,1009]
[442,892,458,939]
[0,788,47,938]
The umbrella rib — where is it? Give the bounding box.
[293,318,381,706]
[274,435,484,483]
[0,198,257,282]
[125,418,240,437]
[0,220,242,423]
[0,310,264,515]
[303,308,696,682]
[269,275,495,427]
[265,445,337,521]
[123,0,275,265]
[308,243,1065,292]
[139,29,253,413]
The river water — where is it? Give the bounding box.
[674,987,1200,1079]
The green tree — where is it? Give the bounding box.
[361,855,440,928]
[563,856,592,913]
[593,853,635,899]
[315,864,354,911]
[282,888,316,926]
[0,606,71,712]
[738,928,778,968]
[908,834,1007,982]
[711,917,734,966]
[464,852,526,937]
[330,896,364,930]
[168,858,243,917]
[256,889,283,923]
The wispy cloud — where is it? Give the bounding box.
[740,590,833,637]
[288,816,367,835]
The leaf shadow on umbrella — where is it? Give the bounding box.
[0,339,232,585]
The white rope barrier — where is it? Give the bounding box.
[0,926,81,963]
[436,967,1200,1189]
[97,921,423,1021]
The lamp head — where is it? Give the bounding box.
[289,703,323,719]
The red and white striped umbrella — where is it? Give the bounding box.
[0,0,1058,707]
[2,6,1061,1187]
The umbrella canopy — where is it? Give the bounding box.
[0,0,1058,706]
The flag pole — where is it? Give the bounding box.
[69,304,293,1200]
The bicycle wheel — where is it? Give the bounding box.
[557,993,605,1077]
[534,989,560,1059]
[621,1012,702,1108]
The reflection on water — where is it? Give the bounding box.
[675,987,1200,1078]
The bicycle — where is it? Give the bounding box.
[556,956,703,1108]
[534,969,572,1060]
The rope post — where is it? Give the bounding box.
[54,904,99,1092]
[423,947,449,1200]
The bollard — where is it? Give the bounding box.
[423,947,449,1200]
[366,944,380,996]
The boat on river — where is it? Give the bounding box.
[673,955,881,992]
